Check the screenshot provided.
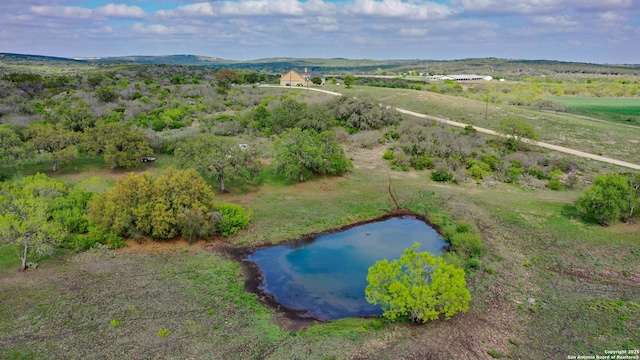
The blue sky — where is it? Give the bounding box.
[1,0,638,64]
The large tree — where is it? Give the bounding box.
[25,123,80,172]
[365,243,471,323]
[84,122,153,169]
[174,134,262,192]
[89,168,219,240]
[274,128,351,182]
[0,174,68,271]
[577,173,637,225]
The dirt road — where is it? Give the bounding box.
[260,85,640,171]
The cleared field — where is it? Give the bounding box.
[549,96,640,125]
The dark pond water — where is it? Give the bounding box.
[246,216,449,321]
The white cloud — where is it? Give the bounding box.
[570,0,632,11]
[349,0,454,20]
[398,27,428,36]
[30,6,92,19]
[95,4,146,19]
[132,23,197,35]
[452,0,565,15]
[531,15,579,27]
[157,2,216,17]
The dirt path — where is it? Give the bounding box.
[262,85,640,171]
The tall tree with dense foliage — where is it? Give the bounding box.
[365,243,471,323]
[174,134,262,192]
[577,173,637,225]
[0,174,68,270]
[25,123,80,172]
[84,122,153,169]
[88,169,219,240]
[274,129,351,182]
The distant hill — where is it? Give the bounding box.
[1,52,639,76]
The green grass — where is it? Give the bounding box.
[336,86,640,165]
[549,96,640,125]
[0,245,20,275]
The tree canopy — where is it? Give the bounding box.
[496,117,538,150]
[577,173,639,225]
[84,122,153,169]
[0,174,69,270]
[274,128,351,182]
[365,243,471,323]
[88,168,218,240]
[25,122,80,172]
[174,134,262,192]
[0,125,31,167]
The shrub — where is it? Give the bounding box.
[547,179,563,191]
[410,155,433,170]
[431,168,454,182]
[455,221,474,233]
[449,232,485,257]
[382,149,394,160]
[215,203,252,237]
[465,258,482,271]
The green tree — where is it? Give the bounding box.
[214,69,239,89]
[365,243,471,323]
[343,75,355,89]
[577,173,634,226]
[0,125,32,167]
[89,169,219,240]
[311,77,322,85]
[47,97,97,132]
[269,98,308,134]
[174,134,262,192]
[274,129,351,182]
[84,122,153,169]
[496,117,538,150]
[0,174,68,270]
[95,86,119,103]
[25,123,80,172]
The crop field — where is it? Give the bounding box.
[549,96,640,125]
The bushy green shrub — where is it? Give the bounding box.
[63,226,125,251]
[382,149,394,160]
[455,221,474,233]
[411,155,433,170]
[465,258,482,271]
[547,179,563,191]
[450,232,485,257]
[431,168,454,182]
[215,203,253,237]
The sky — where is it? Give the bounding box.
[1,0,639,64]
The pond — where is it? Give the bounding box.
[245,216,449,321]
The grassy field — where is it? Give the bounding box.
[1,142,639,359]
[550,96,640,122]
[325,86,640,165]
[1,85,639,359]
